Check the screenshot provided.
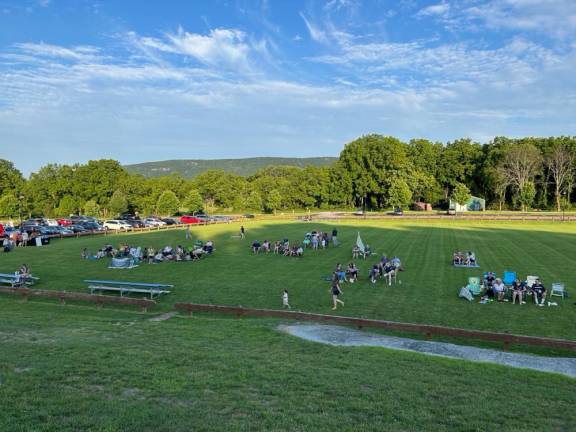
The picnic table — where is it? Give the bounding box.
[0,272,39,287]
[83,279,173,299]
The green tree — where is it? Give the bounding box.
[182,189,204,214]
[387,178,412,209]
[56,195,79,216]
[518,181,536,211]
[108,190,128,217]
[0,194,19,217]
[83,200,100,217]
[264,189,282,214]
[156,190,180,216]
[246,190,262,211]
[437,139,484,199]
[451,182,471,212]
[0,159,24,197]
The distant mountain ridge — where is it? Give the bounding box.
[124,157,338,178]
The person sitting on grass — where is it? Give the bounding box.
[383,262,397,286]
[175,245,184,261]
[295,245,304,257]
[203,240,214,254]
[370,264,380,284]
[511,278,526,305]
[81,248,89,259]
[335,263,346,282]
[273,240,280,254]
[532,279,547,306]
[453,251,461,265]
[391,256,401,268]
[492,278,506,302]
[484,271,496,288]
[347,263,358,283]
[153,252,164,263]
[467,251,476,266]
[352,245,360,259]
[262,240,270,254]
[252,240,261,254]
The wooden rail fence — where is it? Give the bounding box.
[174,302,576,352]
[0,287,155,311]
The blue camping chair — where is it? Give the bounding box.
[502,270,516,286]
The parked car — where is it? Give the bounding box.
[180,215,203,224]
[44,218,59,227]
[103,220,132,231]
[242,214,255,219]
[387,207,404,216]
[143,217,167,227]
[57,218,72,226]
[160,218,179,225]
[69,224,88,233]
[212,215,232,222]
[53,225,74,235]
[79,221,104,232]
[0,223,4,237]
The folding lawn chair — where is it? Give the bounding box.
[550,283,566,300]
[466,277,482,296]
[502,271,516,287]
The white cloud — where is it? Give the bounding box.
[300,13,328,43]
[140,27,252,70]
[14,42,101,62]
[417,2,450,17]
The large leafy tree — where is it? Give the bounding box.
[108,190,128,217]
[182,189,204,214]
[72,160,128,206]
[544,140,575,211]
[498,143,542,211]
[437,139,484,199]
[338,135,412,209]
[156,190,180,216]
[0,159,24,197]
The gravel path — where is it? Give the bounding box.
[279,324,576,378]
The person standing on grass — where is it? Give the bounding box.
[240,225,245,239]
[331,277,344,310]
[332,228,338,246]
[282,290,290,309]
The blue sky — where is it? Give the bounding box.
[1,0,575,175]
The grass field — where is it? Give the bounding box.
[2,219,576,431]
[1,219,575,341]
[1,299,575,432]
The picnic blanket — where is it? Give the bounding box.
[108,257,138,269]
[453,263,480,268]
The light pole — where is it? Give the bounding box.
[18,194,24,230]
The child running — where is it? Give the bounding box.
[282,290,290,309]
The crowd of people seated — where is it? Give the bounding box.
[368,255,403,285]
[480,272,550,306]
[453,251,476,266]
[83,240,215,263]
[252,239,304,257]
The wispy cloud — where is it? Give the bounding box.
[416,2,450,18]
[300,13,328,43]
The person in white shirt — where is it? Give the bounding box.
[282,290,290,309]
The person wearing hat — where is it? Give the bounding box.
[492,278,506,302]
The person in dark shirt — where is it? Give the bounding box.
[532,279,546,306]
[332,228,338,246]
[511,279,526,305]
[331,278,344,310]
[252,240,261,254]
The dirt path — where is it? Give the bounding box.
[279,324,576,378]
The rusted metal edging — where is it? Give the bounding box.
[173,303,576,352]
[0,287,155,312]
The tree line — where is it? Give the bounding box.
[1,135,575,218]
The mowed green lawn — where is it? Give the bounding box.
[1,219,576,340]
[1,300,574,432]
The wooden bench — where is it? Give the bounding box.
[83,279,173,299]
[0,272,39,288]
